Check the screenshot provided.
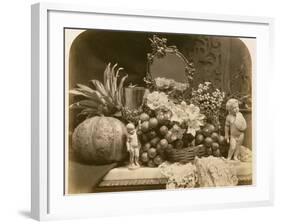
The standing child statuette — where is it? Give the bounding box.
[225,99,247,161]
[126,123,141,170]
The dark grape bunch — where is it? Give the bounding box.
[194,123,228,157]
[137,111,195,167]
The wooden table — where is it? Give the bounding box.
[67,161,252,194]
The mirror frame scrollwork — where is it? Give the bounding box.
[145,35,195,87]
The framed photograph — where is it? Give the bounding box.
[31,2,274,221]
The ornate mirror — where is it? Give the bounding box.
[146,35,195,87]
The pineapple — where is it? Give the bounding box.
[69,63,128,118]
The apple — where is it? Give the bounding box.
[165,131,173,143]
[159,125,169,136]
[141,121,150,132]
[159,139,169,149]
[211,142,220,150]
[207,124,216,133]
[195,134,205,145]
[147,160,156,167]
[204,123,216,132]
[211,132,219,142]
[202,124,216,137]
[156,114,165,124]
[148,147,157,158]
[204,137,213,147]
[218,135,226,145]
[149,118,158,129]
[147,130,157,140]
[202,126,211,137]
[154,155,164,166]
[139,113,150,122]
[156,144,164,155]
[150,137,161,147]
[142,142,151,152]
[141,152,149,162]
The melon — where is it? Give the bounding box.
[72,116,127,165]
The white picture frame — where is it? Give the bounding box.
[31,2,274,221]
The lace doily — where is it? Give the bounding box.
[159,162,197,189]
[194,156,238,187]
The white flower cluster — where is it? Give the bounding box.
[174,82,188,92]
[146,91,205,136]
[155,77,188,92]
[192,82,225,110]
[191,82,225,126]
[146,91,169,110]
[170,124,185,140]
[168,101,205,136]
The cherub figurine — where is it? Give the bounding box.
[126,123,140,170]
[225,99,247,161]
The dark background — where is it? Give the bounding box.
[67,28,253,148]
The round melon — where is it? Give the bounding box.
[72,116,127,165]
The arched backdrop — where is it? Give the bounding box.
[66,28,253,148]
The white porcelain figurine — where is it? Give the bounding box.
[225,99,247,161]
[126,123,140,170]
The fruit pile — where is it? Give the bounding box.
[137,111,195,167]
[194,123,227,158]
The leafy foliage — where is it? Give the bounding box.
[69,63,128,118]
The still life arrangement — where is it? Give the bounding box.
[69,35,252,191]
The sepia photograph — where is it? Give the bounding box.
[65,28,254,194]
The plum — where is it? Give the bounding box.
[148,147,157,158]
[154,155,164,166]
[139,113,150,122]
[195,134,205,145]
[142,142,151,152]
[204,137,213,147]
[141,121,150,132]
[141,152,149,163]
[150,137,161,147]
[159,125,169,136]
[149,118,158,129]
[211,132,219,142]
[211,142,220,150]
[159,139,169,149]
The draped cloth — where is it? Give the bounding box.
[68,161,118,194]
